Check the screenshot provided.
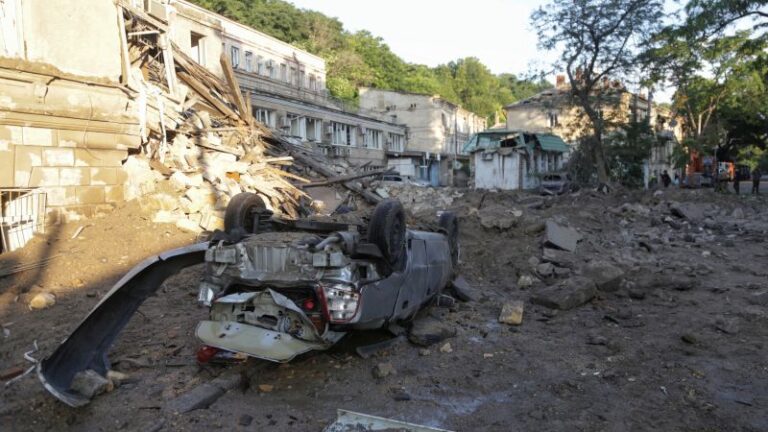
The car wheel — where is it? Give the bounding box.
[368,199,406,269]
[224,192,265,235]
[438,211,459,269]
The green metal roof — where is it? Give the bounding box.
[535,134,570,153]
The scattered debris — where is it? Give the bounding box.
[544,220,582,252]
[324,409,455,432]
[448,276,477,302]
[28,292,56,310]
[530,277,598,310]
[372,363,395,379]
[583,261,624,292]
[70,370,110,399]
[498,301,525,325]
[439,343,453,353]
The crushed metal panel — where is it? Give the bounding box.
[324,409,455,432]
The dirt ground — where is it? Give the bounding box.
[1,186,767,431]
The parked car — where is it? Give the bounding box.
[539,172,573,195]
[38,195,459,407]
[380,173,431,187]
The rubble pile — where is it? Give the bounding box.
[379,185,464,214]
[111,4,391,229]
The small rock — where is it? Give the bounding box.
[528,256,540,267]
[176,218,203,234]
[29,292,56,310]
[71,369,109,399]
[627,288,646,300]
[390,388,412,401]
[583,261,624,292]
[731,208,745,219]
[498,301,524,325]
[449,276,477,302]
[517,274,536,289]
[586,332,608,346]
[530,277,597,310]
[681,334,697,345]
[536,262,555,277]
[257,384,274,393]
[373,362,395,379]
[238,414,253,426]
[107,370,129,388]
[439,343,453,353]
[418,348,431,356]
[483,353,494,358]
[714,318,739,335]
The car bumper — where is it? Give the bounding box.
[196,320,335,363]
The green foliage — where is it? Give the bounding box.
[187,0,550,121]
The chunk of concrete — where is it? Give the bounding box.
[498,301,524,325]
[70,369,110,399]
[544,220,582,252]
[449,275,477,302]
[669,202,705,220]
[530,277,597,310]
[29,292,56,310]
[408,316,456,347]
[583,261,624,292]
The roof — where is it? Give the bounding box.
[536,134,569,153]
[462,130,570,154]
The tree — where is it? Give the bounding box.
[531,0,664,185]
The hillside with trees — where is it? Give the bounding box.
[189,0,551,122]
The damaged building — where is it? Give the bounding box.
[505,75,683,176]
[358,88,487,186]
[0,0,408,251]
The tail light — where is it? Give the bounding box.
[318,283,360,323]
[196,345,219,363]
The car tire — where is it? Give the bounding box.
[224,192,265,235]
[368,199,406,269]
[438,211,459,269]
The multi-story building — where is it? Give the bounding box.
[505,75,683,175]
[358,88,486,186]
[171,0,407,169]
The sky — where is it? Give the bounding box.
[288,0,554,76]
[286,0,683,102]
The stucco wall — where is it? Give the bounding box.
[21,0,122,80]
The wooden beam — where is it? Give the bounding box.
[219,53,253,126]
[177,71,241,122]
[302,168,393,188]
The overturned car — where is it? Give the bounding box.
[38,195,459,406]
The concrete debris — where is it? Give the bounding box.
[583,261,625,292]
[372,362,395,379]
[530,277,598,311]
[28,292,56,310]
[498,301,524,325]
[324,409,455,432]
[669,202,707,221]
[536,262,555,278]
[518,274,536,289]
[70,370,109,399]
[449,276,477,302]
[408,316,457,347]
[544,220,582,252]
[541,248,578,268]
[381,185,463,214]
[439,342,453,353]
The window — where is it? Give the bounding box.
[363,129,382,149]
[306,118,322,142]
[190,32,205,65]
[331,122,353,146]
[266,59,276,78]
[254,108,275,128]
[299,71,305,88]
[309,75,317,91]
[244,51,253,72]
[280,63,287,82]
[287,113,305,139]
[548,112,559,128]
[230,46,240,69]
[388,133,404,152]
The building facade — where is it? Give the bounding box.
[172,0,407,169]
[358,88,486,186]
[505,75,684,177]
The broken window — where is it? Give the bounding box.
[306,118,322,142]
[364,129,382,149]
[244,51,253,72]
[254,108,275,128]
[230,46,240,69]
[287,113,305,138]
[190,32,205,65]
[388,133,404,152]
[331,122,352,146]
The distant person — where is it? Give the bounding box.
[673,172,680,186]
[661,170,671,188]
[733,170,740,195]
[752,167,761,195]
